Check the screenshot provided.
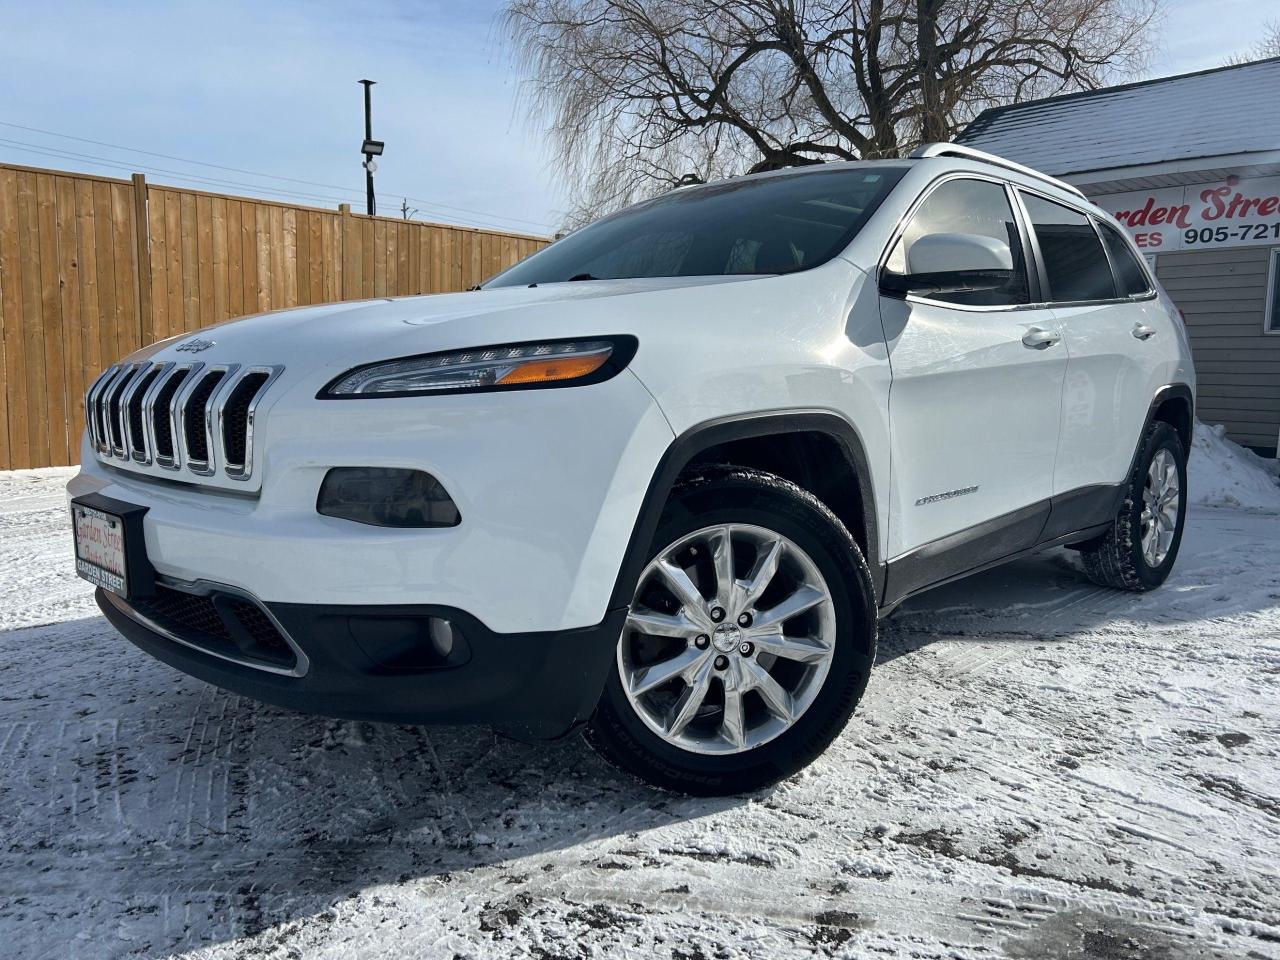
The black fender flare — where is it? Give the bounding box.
[1124,383,1194,493]
[607,409,884,610]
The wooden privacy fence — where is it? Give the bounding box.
[0,162,550,470]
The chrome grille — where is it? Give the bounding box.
[86,360,283,483]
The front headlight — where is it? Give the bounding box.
[320,336,638,398]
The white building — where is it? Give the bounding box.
[959,57,1280,455]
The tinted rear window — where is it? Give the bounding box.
[485,167,906,287]
[1099,223,1152,296]
[1020,193,1117,303]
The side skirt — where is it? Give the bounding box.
[881,483,1122,610]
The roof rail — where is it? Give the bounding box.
[909,142,1088,200]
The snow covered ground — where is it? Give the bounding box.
[2,432,1279,959]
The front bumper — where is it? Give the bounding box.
[68,368,673,634]
[99,586,625,740]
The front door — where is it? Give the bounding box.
[877,177,1067,592]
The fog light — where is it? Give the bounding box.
[318,467,460,528]
[428,617,455,659]
[348,615,468,671]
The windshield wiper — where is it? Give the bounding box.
[566,272,599,282]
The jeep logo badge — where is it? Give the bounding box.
[175,338,216,354]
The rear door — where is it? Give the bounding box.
[878,176,1068,574]
[1015,191,1174,513]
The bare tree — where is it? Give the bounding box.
[1226,20,1280,65]
[505,0,1157,223]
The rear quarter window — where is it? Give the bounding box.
[1099,223,1152,297]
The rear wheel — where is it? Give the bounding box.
[1078,421,1187,592]
[585,467,876,795]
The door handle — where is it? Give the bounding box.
[1132,323,1157,341]
[1021,327,1061,349]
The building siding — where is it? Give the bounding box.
[1153,245,1280,454]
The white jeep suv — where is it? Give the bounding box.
[69,144,1195,795]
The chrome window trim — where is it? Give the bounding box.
[102,576,310,678]
[220,365,284,481]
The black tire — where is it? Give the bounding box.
[585,466,877,796]
[1077,421,1188,592]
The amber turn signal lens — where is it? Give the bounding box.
[495,349,612,385]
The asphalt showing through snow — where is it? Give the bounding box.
[1,469,1278,958]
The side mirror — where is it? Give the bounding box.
[881,232,1015,298]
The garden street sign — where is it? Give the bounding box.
[1097,175,1280,253]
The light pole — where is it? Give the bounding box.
[358,79,385,216]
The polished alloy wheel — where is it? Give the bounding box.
[619,523,836,755]
[1140,448,1180,567]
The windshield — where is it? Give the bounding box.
[484,165,907,288]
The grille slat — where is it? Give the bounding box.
[220,371,271,475]
[181,369,230,472]
[106,366,139,455]
[151,365,194,467]
[86,358,282,486]
[125,365,163,462]
[85,367,116,450]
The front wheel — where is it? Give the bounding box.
[1077,421,1188,592]
[585,467,877,795]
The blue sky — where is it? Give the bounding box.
[0,0,1270,234]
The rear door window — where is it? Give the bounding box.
[1020,193,1117,303]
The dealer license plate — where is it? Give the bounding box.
[72,503,130,597]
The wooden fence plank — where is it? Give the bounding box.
[271,206,289,308]
[361,218,375,298]
[55,176,84,456]
[211,196,229,322]
[162,191,183,340]
[0,169,23,468]
[147,185,168,343]
[226,200,243,318]
[18,171,50,467]
[241,200,258,315]
[195,194,214,329]
[74,181,102,403]
[37,174,68,465]
[255,204,271,311]
[179,191,199,332]
[109,183,139,355]
[130,174,153,350]
[283,208,298,308]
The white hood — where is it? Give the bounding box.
[136,275,761,376]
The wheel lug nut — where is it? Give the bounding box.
[713,655,729,670]
[694,635,710,650]
[739,641,753,657]
[737,612,752,627]
[710,607,726,623]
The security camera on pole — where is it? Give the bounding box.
[358,79,385,216]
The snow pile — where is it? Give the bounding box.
[1190,421,1280,513]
